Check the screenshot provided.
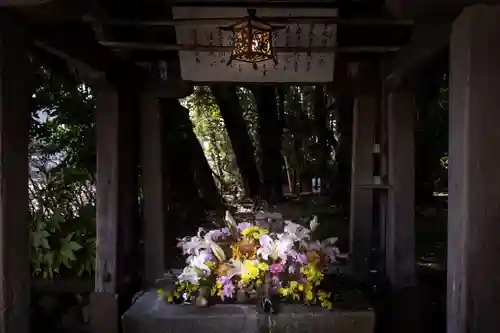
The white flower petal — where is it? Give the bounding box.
[309,215,319,232]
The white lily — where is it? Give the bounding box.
[177,228,226,261]
[257,234,293,262]
[284,220,311,242]
[177,236,207,256]
[308,237,340,262]
[187,250,212,273]
[309,215,319,232]
[178,266,200,285]
[227,259,244,278]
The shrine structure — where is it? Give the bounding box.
[0,1,498,333]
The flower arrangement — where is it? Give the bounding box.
[159,210,340,310]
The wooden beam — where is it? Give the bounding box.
[94,82,139,293]
[93,82,139,333]
[448,7,500,332]
[328,58,380,96]
[87,1,113,41]
[0,0,52,6]
[140,95,165,286]
[385,0,500,19]
[349,95,376,281]
[0,14,32,333]
[143,79,193,99]
[83,15,414,26]
[171,0,341,7]
[99,41,401,53]
[32,27,145,81]
[386,90,416,288]
[386,23,450,88]
[34,39,104,81]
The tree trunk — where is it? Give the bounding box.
[251,86,284,203]
[211,84,261,198]
[159,99,209,252]
[331,97,354,216]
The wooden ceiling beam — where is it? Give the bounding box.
[0,0,53,7]
[82,15,413,26]
[31,28,144,80]
[385,0,500,20]
[170,0,340,8]
[87,0,112,41]
[98,41,401,53]
[385,22,450,88]
[328,57,380,96]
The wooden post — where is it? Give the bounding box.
[0,14,32,333]
[386,91,416,288]
[140,94,165,285]
[92,82,139,333]
[349,95,376,280]
[448,6,500,333]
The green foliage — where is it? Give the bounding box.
[281,86,337,183]
[29,64,96,279]
[184,85,338,196]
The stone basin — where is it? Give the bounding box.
[122,290,374,333]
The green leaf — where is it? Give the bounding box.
[67,241,82,251]
[210,243,226,262]
[60,248,76,261]
[44,252,54,266]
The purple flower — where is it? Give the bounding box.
[221,282,235,300]
[217,276,235,300]
[271,275,282,292]
[205,251,215,261]
[289,250,308,266]
[296,253,307,265]
[211,228,231,241]
[237,222,253,232]
[217,276,230,285]
[270,263,285,274]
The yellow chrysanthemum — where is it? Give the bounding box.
[318,290,333,309]
[305,284,314,301]
[301,265,325,286]
[241,260,260,281]
[321,299,333,309]
[231,243,243,260]
[258,263,269,272]
[240,226,268,240]
[283,281,302,300]
[279,287,290,297]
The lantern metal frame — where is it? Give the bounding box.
[220,9,284,69]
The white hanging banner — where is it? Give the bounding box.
[173,7,337,83]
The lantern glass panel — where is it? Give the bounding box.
[222,12,281,66]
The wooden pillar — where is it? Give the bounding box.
[386,90,416,288]
[0,15,31,333]
[92,82,139,333]
[349,95,376,280]
[141,94,165,285]
[448,6,500,333]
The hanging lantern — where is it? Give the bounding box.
[220,9,283,69]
